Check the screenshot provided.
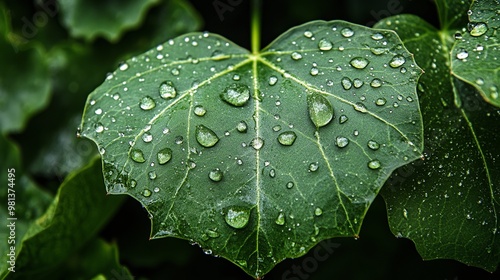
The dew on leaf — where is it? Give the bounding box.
[209,168,224,182]
[336,136,349,148]
[314,207,323,216]
[206,229,220,238]
[157,148,172,164]
[309,162,319,172]
[318,39,333,51]
[269,169,276,178]
[339,115,348,124]
[341,27,354,37]
[237,121,248,133]
[286,182,294,189]
[119,62,129,71]
[350,57,369,69]
[370,78,382,88]
[171,68,180,76]
[469,22,488,37]
[371,47,388,55]
[250,137,265,150]
[269,76,278,86]
[389,55,405,68]
[278,131,297,146]
[130,148,146,163]
[194,105,207,116]
[272,125,282,132]
[142,189,152,197]
[375,98,387,106]
[367,159,381,170]
[353,102,367,113]
[140,96,156,110]
[225,207,250,229]
[95,123,104,133]
[291,52,303,60]
[367,140,380,150]
[142,132,153,143]
[310,67,319,76]
[456,49,469,60]
[304,30,313,38]
[128,179,137,188]
[341,77,353,90]
[353,79,364,88]
[371,33,384,40]
[196,125,219,148]
[148,171,157,180]
[221,84,250,107]
[159,81,177,99]
[275,212,285,225]
[307,93,334,128]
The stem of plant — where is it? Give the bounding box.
[251,0,261,54]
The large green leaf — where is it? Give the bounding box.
[0,6,51,133]
[0,158,125,279]
[451,0,500,107]
[80,20,423,277]
[375,4,500,272]
[0,136,52,275]
[58,0,160,41]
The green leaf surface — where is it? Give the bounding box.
[58,0,160,41]
[375,12,500,272]
[0,136,52,276]
[0,6,51,133]
[435,0,472,30]
[1,157,125,279]
[80,20,423,277]
[451,0,500,107]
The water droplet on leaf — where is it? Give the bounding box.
[307,93,334,128]
[225,207,250,229]
[318,39,333,51]
[278,131,297,146]
[291,52,303,60]
[341,27,354,37]
[275,212,285,225]
[221,84,250,107]
[237,121,248,133]
[336,136,349,148]
[470,22,488,37]
[157,148,172,164]
[350,57,369,69]
[194,105,207,116]
[389,55,405,68]
[367,159,381,170]
[250,137,265,150]
[159,81,177,99]
[367,140,380,150]
[209,168,223,182]
[341,77,353,90]
[140,96,156,110]
[196,125,219,148]
[314,207,323,216]
[309,162,319,172]
[130,149,146,163]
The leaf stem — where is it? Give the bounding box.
[251,0,261,54]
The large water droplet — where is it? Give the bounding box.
[350,57,369,69]
[341,27,354,37]
[269,76,278,86]
[275,212,285,225]
[196,125,219,148]
[389,55,405,68]
[142,132,153,143]
[194,105,207,116]
[318,39,333,51]
[341,77,353,90]
[310,67,319,76]
[370,78,382,88]
[367,159,381,170]
[159,81,177,99]
[307,93,334,128]
[130,149,146,163]
[278,131,297,146]
[119,62,129,71]
[371,33,384,40]
[209,168,223,182]
[225,207,250,229]
[157,148,172,164]
[336,136,349,148]
[221,84,250,107]
[250,137,264,150]
[375,98,387,106]
[353,79,363,88]
[470,22,488,37]
[148,171,157,180]
[140,96,156,110]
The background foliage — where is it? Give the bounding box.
[0,0,498,279]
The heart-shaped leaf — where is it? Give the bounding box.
[79,20,423,277]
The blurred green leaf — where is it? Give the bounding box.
[0,136,52,276]
[375,6,500,272]
[451,0,500,107]
[0,5,51,134]
[0,157,125,279]
[80,20,423,277]
[58,0,160,41]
